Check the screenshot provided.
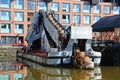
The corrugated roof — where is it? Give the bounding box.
[92,15,120,32]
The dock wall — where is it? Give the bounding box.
[0,47,17,61]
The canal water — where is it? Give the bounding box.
[25,65,120,80]
[0,58,120,80]
[20,58,120,80]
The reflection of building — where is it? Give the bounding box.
[0,0,120,45]
[0,62,27,80]
[18,57,102,80]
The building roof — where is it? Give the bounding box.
[92,15,120,32]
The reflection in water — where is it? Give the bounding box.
[17,57,120,80]
[26,65,101,80]
[0,62,19,71]
[0,61,27,80]
[17,57,102,80]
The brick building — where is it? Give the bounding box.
[0,0,120,45]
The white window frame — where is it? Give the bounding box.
[0,23,10,33]
[51,2,59,11]
[83,15,91,24]
[39,2,47,11]
[83,4,90,13]
[104,6,110,14]
[93,16,100,23]
[113,6,120,14]
[14,24,24,33]
[0,0,10,8]
[14,0,24,9]
[73,4,80,12]
[62,14,70,23]
[62,3,70,12]
[93,5,100,14]
[14,12,24,21]
[27,0,36,10]
[73,15,80,24]
[0,11,10,20]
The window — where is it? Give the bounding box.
[14,0,24,9]
[104,6,110,14]
[14,24,24,33]
[62,14,70,23]
[73,4,80,12]
[14,0,23,5]
[83,4,90,13]
[0,23,10,33]
[53,14,59,21]
[83,15,91,24]
[1,36,17,45]
[73,15,80,24]
[62,3,70,12]
[27,12,34,21]
[93,5,101,14]
[51,2,59,11]
[0,0,10,8]
[19,25,23,29]
[113,6,120,14]
[14,74,23,80]
[27,0,36,10]
[1,11,6,16]
[39,2,47,11]
[14,12,24,21]
[93,16,100,23]
[0,10,10,21]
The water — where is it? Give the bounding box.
[25,66,120,80]
[0,59,120,80]
[0,61,27,80]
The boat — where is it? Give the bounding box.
[17,10,101,69]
